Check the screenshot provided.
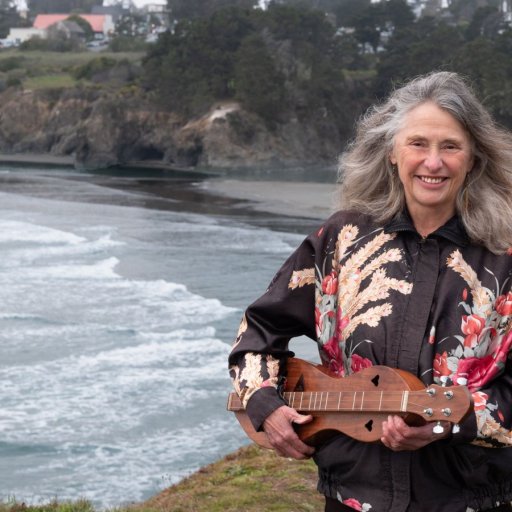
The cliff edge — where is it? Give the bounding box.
[0,87,342,171]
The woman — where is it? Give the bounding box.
[228,71,512,511]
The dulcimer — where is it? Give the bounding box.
[227,358,473,446]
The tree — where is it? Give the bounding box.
[271,0,372,27]
[381,0,415,31]
[143,7,255,114]
[67,14,94,40]
[465,6,504,41]
[374,18,465,98]
[451,34,512,128]
[115,11,147,38]
[27,0,102,14]
[234,34,287,123]
[167,0,258,22]
[0,0,27,39]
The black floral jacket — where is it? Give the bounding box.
[229,210,512,512]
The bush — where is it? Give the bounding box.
[0,55,26,72]
[108,36,148,52]
[19,36,79,52]
[72,56,117,80]
[72,57,140,85]
[6,76,22,88]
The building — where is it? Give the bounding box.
[92,4,126,24]
[6,27,46,45]
[502,0,512,23]
[33,14,114,38]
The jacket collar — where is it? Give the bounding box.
[384,211,470,247]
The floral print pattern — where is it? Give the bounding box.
[229,212,512,511]
[440,250,512,446]
[336,492,372,511]
[292,226,412,376]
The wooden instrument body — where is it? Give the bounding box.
[227,359,473,448]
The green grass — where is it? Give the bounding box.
[0,445,323,512]
[23,74,78,89]
[0,49,145,90]
[0,499,94,512]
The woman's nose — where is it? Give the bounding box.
[424,149,443,171]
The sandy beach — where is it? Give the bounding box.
[199,178,339,220]
[0,152,338,222]
[0,153,75,166]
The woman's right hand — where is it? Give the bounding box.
[263,405,315,459]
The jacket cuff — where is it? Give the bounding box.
[245,387,287,431]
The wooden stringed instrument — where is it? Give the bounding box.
[227,358,473,447]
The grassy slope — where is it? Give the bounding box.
[140,444,322,512]
[0,445,323,512]
[0,49,144,90]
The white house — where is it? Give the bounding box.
[7,27,46,45]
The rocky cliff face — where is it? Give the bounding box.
[0,87,342,170]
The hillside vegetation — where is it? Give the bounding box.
[4,1,512,140]
[0,445,322,512]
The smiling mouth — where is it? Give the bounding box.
[418,176,446,184]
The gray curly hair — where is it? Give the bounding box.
[338,71,512,254]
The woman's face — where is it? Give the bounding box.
[390,101,474,224]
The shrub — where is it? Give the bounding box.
[72,56,117,81]
[0,56,26,72]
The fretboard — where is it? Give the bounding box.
[283,390,412,413]
[227,389,419,414]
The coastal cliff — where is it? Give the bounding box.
[0,87,343,170]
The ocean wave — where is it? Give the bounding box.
[0,220,86,244]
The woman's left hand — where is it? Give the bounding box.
[381,415,451,451]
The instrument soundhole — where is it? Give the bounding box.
[365,419,374,432]
[371,375,380,387]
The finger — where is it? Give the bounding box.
[267,429,313,459]
[381,415,405,450]
[264,408,314,458]
[382,416,427,451]
[292,413,314,425]
[382,416,451,451]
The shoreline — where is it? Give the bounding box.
[0,153,195,172]
[0,153,75,167]
[0,152,338,222]
[0,158,329,509]
[199,178,338,221]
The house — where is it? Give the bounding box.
[503,0,512,23]
[33,14,114,38]
[6,27,46,45]
[91,4,126,24]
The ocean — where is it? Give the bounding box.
[0,165,322,508]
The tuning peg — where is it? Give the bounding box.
[451,424,461,434]
[433,421,445,434]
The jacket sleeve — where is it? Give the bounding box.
[228,230,318,431]
[450,329,512,447]
[470,337,512,448]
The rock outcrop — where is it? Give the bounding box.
[0,87,342,170]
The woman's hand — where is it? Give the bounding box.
[381,415,451,451]
[263,405,315,459]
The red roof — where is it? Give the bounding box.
[33,14,107,32]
